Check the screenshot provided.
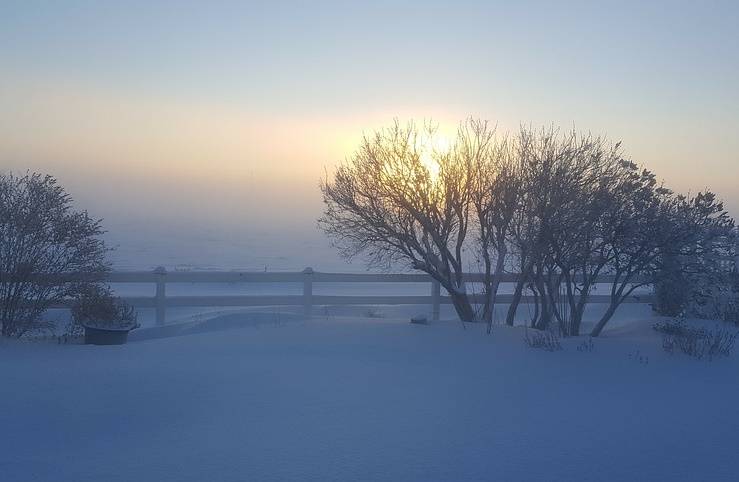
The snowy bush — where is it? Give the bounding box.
[723,299,739,326]
[695,273,739,325]
[654,228,737,322]
[0,172,109,337]
[71,285,138,330]
[691,287,739,325]
[662,335,676,355]
[708,273,739,325]
[653,319,707,339]
[653,254,689,317]
[674,329,736,361]
[576,337,595,353]
[523,328,562,352]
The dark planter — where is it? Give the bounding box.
[83,325,134,345]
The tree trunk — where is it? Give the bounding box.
[450,291,476,322]
[506,258,535,326]
[570,306,584,337]
[590,302,618,337]
[505,280,526,326]
[481,291,492,323]
[485,247,507,333]
[534,276,551,330]
[530,287,540,328]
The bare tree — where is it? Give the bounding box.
[539,135,624,336]
[502,127,612,332]
[320,120,496,321]
[0,172,109,337]
[504,127,561,329]
[464,121,521,331]
[321,119,735,334]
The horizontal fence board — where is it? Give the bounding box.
[311,272,431,283]
[155,272,304,283]
[49,296,156,309]
[1,271,654,284]
[134,272,649,284]
[91,293,654,309]
[165,295,305,307]
[107,272,159,283]
[40,293,656,310]
[313,295,433,305]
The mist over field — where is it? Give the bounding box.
[102,215,346,272]
[3,1,738,275]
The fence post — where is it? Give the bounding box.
[154,266,167,326]
[303,267,314,318]
[431,278,441,321]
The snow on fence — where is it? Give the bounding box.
[48,267,660,326]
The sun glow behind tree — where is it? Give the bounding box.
[417,129,452,182]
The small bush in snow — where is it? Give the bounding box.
[713,274,739,325]
[627,349,650,364]
[657,320,738,361]
[723,301,739,326]
[523,328,562,352]
[71,285,138,330]
[576,337,594,353]
[680,328,736,361]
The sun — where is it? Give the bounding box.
[417,133,452,181]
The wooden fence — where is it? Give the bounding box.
[52,267,663,326]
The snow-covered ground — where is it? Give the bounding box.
[2,309,738,482]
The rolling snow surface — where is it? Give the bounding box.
[1,312,738,481]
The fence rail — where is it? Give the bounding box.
[37,267,663,325]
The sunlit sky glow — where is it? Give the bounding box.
[1,0,738,267]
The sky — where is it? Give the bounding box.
[1,0,738,269]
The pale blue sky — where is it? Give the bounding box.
[1,1,738,247]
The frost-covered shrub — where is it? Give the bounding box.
[707,292,739,325]
[676,328,736,360]
[662,335,676,355]
[713,273,739,325]
[654,258,737,322]
[653,254,689,317]
[688,273,739,325]
[523,328,562,352]
[0,172,108,337]
[71,285,138,330]
[722,300,739,326]
[653,223,736,323]
[653,319,707,339]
